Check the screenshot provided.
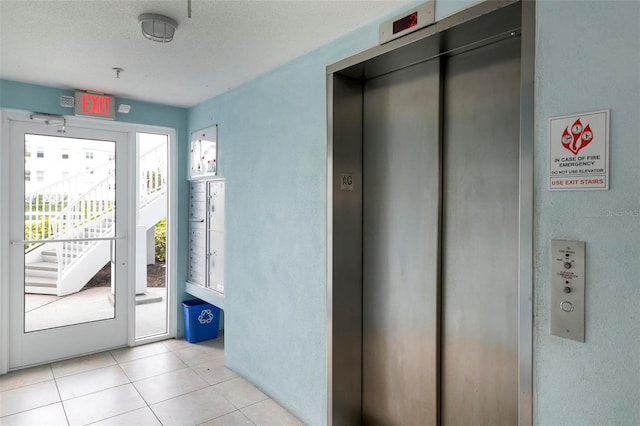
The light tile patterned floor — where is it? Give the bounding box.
[0,335,303,426]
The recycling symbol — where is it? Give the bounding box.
[198,309,214,324]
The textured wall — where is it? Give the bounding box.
[188,23,378,426]
[190,1,639,424]
[188,1,478,424]
[534,1,640,424]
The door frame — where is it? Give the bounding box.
[8,118,130,368]
[0,109,178,373]
[326,0,535,424]
[134,130,176,344]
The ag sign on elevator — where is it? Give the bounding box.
[548,110,609,190]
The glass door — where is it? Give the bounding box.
[9,119,129,368]
[135,132,169,339]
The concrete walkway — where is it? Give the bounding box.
[25,287,168,338]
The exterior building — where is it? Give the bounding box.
[24,135,114,196]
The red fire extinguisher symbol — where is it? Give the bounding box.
[561,118,593,156]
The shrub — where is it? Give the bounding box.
[24,217,50,251]
[155,218,167,262]
[25,217,50,240]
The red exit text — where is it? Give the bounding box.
[82,93,110,115]
[74,91,115,119]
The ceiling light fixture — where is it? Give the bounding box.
[138,13,178,43]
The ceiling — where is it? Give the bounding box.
[0,0,412,108]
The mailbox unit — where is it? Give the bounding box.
[187,178,225,300]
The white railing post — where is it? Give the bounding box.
[51,174,115,278]
[139,144,167,209]
[24,161,114,253]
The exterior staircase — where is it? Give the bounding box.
[24,144,166,296]
[24,263,57,293]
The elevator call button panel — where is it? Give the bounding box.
[550,240,585,342]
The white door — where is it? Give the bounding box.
[8,118,130,368]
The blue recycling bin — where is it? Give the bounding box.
[182,299,220,343]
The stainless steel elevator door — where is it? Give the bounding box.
[441,37,521,425]
[362,59,441,425]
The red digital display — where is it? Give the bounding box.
[393,12,418,34]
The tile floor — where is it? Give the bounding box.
[0,335,303,426]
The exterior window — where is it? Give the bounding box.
[36,171,44,182]
[86,152,94,160]
[25,170,31,182]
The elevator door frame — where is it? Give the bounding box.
[326,1,535,425]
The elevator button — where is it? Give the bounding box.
[561,301,574,312]
[551,240,585,341]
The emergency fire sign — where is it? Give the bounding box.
[548,110,609,191]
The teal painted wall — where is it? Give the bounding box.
[188,1,479,424]
[188,24,378,426]
[0,79,191,334]
[534,1,640,425]
[0,80,188,131]
[189,1,639,425]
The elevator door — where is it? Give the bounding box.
[362,59,441,425]
[361,35,520,425]
[441,37,520,425]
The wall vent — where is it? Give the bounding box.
[60,95,74,108]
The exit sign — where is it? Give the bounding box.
[74,91,116,120]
